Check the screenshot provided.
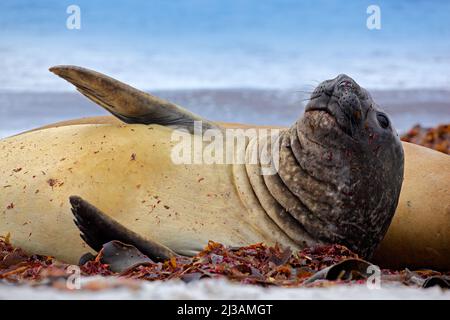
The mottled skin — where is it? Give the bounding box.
[246,75,404,258]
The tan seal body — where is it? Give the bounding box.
[372,142,450,269]
[0,123,298,263]
[3,118,449,268]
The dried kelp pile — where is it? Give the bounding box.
[401,123,449,154]
[1,236,448,291]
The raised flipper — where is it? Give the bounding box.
[49,65,220,134]
[69,196,178,261]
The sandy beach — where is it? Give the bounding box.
[1,277,449,300]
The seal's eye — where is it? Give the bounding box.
[377,113,390,129]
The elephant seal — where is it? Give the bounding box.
[0,66,408,265]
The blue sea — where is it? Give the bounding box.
[1,0,449,91]
[0,0,449,137]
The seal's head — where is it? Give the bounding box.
[289,74,404,257]
[304,74,399,142]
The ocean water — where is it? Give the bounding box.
[0,1,449,138]
[1,89,449,139]
[0,0,449,91]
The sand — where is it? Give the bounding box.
[1,277,449,300]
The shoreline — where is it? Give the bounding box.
[1,88,450,139]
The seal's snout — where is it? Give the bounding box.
[333,75,363,106]
[305,74,373,137]
[335,75,360,97]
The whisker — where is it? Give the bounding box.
[293,90,314,94]
[298,94,321,102]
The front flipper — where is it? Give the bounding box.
[69,196,177,261]
[49,65,220,134]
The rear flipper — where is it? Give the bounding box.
[69,196,178,262]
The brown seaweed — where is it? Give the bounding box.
[1,236,448,290]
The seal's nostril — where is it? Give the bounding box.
[339,80,353,89]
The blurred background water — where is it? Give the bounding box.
[0,0,449,136]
